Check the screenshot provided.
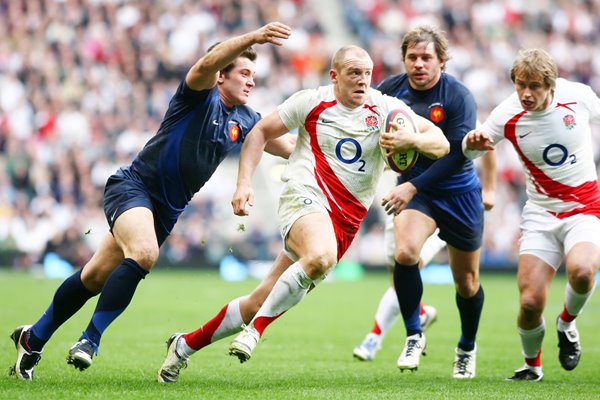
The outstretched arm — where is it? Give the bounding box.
[231,111,289,216]
[480,151,496,210]
[186,22,291,91]
[462,129,496,159]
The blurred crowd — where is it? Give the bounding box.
[1,0,599,272]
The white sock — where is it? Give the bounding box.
[563,282,594,319]
[420,232,446,266]
[177,337,194,359]
[251,262,313,324]
[210,297,244,342]
[518,321,545,359]
[177,297,244,358]
[374,287,400,338]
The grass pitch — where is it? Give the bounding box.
[1,268,600,399]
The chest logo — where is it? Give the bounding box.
[429,105,445,123]
[563,114,576,130]
[365,115,378,127]
[229,121,240,141]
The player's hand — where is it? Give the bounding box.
[482,188,495,211]
[380,121,414,154]
[231,183,254,216]
[465,130,495,151]
[381,182,417,216]
[253,22,291,46]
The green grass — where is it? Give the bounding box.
[1,268,600,399]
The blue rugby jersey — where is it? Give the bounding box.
[377,73,480,195]
[130,81,261,213]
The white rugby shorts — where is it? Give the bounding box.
[519,202,600,269]
[278,181,330,262]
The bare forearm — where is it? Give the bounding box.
[264,134,296,159]
[414,128,449,159]
[480,151,497,192]
[192,33,257,77]
[237,132,267,187]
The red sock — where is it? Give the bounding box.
[560,304,576,323]
[254,313,285,336]
[183,304,228,350]
[419,303,426,315]
[370,322,382,335]
[525,349,542,367]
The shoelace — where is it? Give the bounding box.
[170,355,188,373]
[454,354,471,374]
[404,339,421,357]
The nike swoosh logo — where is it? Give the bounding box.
[321,118,333,124]
[212,120,220,125]
[518,131,532,138]
[110,209,118,223]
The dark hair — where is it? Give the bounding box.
[206,42,257,74]
[401,25,450,71]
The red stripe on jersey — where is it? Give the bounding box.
[183,303,228,350]
[550,200,600,219]
[504,111,600,208]
[305,101,368,259]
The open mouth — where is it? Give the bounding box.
[521,100,533,108]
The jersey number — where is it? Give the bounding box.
[335,138,366,172]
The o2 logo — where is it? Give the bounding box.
[542,143,576,166]
[335,138,366,172]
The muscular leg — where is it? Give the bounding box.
[393,210,436,336]
[27,233,124,351]
[516,254,555,365]
[178,251,293,356]
[561,242,599,320]
[448,246,483,351]
[250,213,337,335]
[78,207,159,352]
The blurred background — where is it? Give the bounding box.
[1,0,599,276]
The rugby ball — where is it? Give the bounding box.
[381,108,419,174]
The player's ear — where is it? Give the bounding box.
[329,69,338,83]
[217,71,226,84]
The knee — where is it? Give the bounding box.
[567,263,596,292]
[80,270,105,294]
[128,245,159,270]
[455,274,480,298]
[301,251,337,279]
[520,291,544,317]
[394,242,421,265]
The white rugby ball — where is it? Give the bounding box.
[381,108,419,174]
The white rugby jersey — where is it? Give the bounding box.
[278,84,415,228]
[470,78,600,215]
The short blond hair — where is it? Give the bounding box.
[331,45,370,71]
[510,48,557,88]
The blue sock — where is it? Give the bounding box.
[456,285,484,351]
[81,258,148,352]
[393,261,422,336]
[29,269,95,351]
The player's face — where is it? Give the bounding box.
[404,42,443,91]
[331,52,373,108]
[514,73,553,112]
[218,57,256,107]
